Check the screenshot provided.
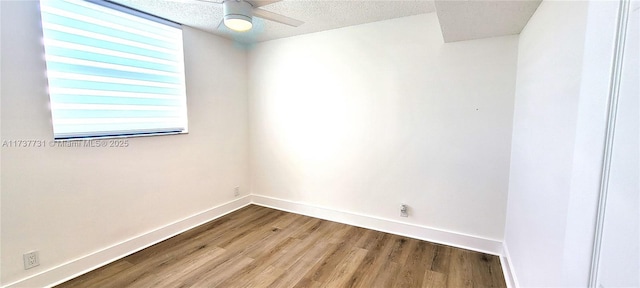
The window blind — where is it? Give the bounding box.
[40,0,188,140]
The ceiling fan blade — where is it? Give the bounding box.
[245,0,281,8]
[252,8,303,27]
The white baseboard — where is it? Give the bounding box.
[4,194,512,288]
[251,194,503,256]
[3,196,252,288]
[501,242,519,288]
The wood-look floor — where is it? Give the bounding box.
[57,205,506,288]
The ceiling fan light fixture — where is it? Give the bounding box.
[224,15,252,32]
[223,0,253,32]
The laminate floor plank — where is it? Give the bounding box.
[321,247,368,287]
[389,236,418,266]
[244,264,286,288]
[430,243,452,273]
[447,249,475,288]
[393,241,434,288]
[488,257,508,288]
[56,205,507,288]
[125,247,227,288]
[345,233,394,288]
[470,252,506,288]
[216,237,300,287]
[123,205,271,265]
[268,241,333,288]
[56,260,133,288]
[293,241,347,286]
[237,216,340,286]
[370,260,402,288]
[422,270,448,288]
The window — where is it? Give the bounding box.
[39,0,188,140]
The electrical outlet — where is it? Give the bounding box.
[23,251,39,270]
[400,204,408,217]
[234,186,240,197]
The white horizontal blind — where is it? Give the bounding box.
[39,0,188,139]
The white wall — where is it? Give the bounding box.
[0,1,249,286]
[249,13,518,242]
[5,1,629,287]
[504,1,619,287]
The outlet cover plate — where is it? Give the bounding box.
[23,251,40,270]
[400,204,409,217]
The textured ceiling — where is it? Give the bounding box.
[110,0,540,44]
[110,0,436,43]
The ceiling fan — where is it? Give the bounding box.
[188,0,304,32]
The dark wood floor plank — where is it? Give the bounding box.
[56,205,506,288]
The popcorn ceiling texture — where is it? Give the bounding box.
[111,0,541,44]
[112,0,435,43]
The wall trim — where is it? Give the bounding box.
[2,196,252,288]
[589,0,630,286]
[251,194,503,256]
[501,242,519,288]
[4,194,512,287]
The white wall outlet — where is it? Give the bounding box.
[23,251,39,270]
[400,204,409,217]
[234,186,240,197]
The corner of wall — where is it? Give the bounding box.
[501,241,520,288]
[1,196,251,288]
[3,193,516,288]
[251,194,504,256]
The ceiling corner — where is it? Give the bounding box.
[434,0,542,43]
